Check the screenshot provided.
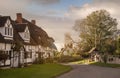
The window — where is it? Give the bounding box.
[24,28,30,39]
[4,19,13,37]
[10,28,13,36]
[24,52,32,58]
[5,27,7,35]
[8,27,9,35]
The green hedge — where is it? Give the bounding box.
[54,55,82,63]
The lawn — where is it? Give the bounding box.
[90,62,120,68]
[69,59,90,64]
[0,63,71,78]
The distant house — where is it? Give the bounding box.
[88,47,102,62]
[0,13,57,68]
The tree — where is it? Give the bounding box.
[13,40,23,51]
[64,33,73,47]
[74,9,117,53]
[63,33,74,55]
[116,37,120,54]
[12,40,24,67]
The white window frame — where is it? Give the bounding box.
[4,19,13,37]
[24,27,30,40]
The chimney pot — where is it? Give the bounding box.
[31,20,36,25]
[16,13,22,23]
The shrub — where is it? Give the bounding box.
[0,51,9,61]
[33,58,45,64]
[80,53,89,58]
[45,58,54,63]
[55,55,82,63]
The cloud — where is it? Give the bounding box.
[64,0,120,29]
[29,0,60,5]
[36,16,74,42]
[0,0,29,19]
[93,0,120,3]
[36,15,80,50]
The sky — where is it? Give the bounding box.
[0,0,120,51]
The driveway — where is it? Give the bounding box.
[57,64,120,78]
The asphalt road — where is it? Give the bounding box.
[57,64,120,78]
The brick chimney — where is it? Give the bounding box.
[31,20,36,25]
[16,13,22,23]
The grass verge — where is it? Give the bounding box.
[69,59,90,64]
[89,62,120,68]
[0,63,72,78]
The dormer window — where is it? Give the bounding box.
[18,25,30,43]
[4,19,13,37]
[24,28,30,39]
[23,26,30,42]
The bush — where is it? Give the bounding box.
[0,51,9,61]
[45,58,54,63]
[33,58,45,64]
[32,55,82,64]
[80,53,89,58]
[55,55,82,63]
[33,58,55,64]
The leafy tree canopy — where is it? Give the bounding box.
[74,9,117,53]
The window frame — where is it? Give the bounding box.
[4,19,13,37]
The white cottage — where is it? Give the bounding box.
[0,13,57,68]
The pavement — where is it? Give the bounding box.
[57,64,120,78]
